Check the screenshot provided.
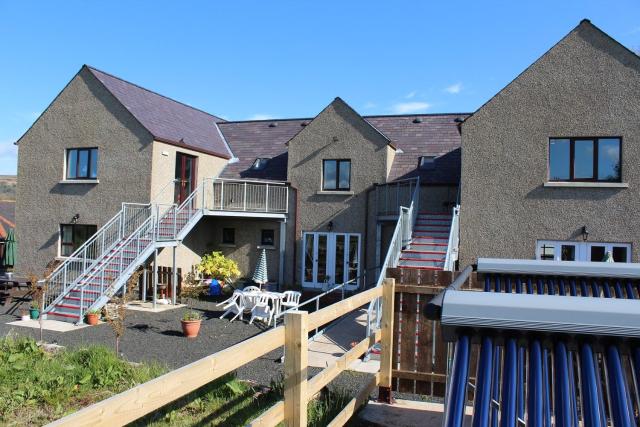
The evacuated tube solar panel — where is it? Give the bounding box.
[440,272,639,427]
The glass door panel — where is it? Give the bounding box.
[348,235,360,284]
[334,234,345,285]
[304,234,314,283]
[317,234,328,284]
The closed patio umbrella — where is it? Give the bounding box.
[3,228,15,268]
[605,250,614,263]
[252,249,268,289]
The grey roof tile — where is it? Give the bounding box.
[87,66,231,159]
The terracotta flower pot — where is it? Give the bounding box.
[181,319,202,338]
[86,313,99,326]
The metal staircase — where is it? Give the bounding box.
[43,177,288,323]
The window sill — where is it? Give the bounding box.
[258,245,276,251]
[59,179,99,185]
[544,181,628,188]
[219,243,237,248]
[317,190,354,196]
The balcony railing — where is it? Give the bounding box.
[206,178,288,214]
[375,178,419,216]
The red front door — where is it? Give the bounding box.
[174,152,197,204]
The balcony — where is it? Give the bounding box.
[203,178,289,218]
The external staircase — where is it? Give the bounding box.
[42,178,288,323]
[398,212,453,270]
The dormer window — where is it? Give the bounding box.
[251,158,270,170]
[418,156,435,170]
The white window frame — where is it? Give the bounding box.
[301,231,361,290]
[536,240,631,262]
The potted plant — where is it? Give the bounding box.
[196,251,241,287]
[181,309,203,338]
[29,300,39,320]
[86,308,100,326]
[179,271,207,338]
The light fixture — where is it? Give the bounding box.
[71,214,80,224]
[327,221,334,231]
[581,225,589,241]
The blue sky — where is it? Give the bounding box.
[1,1,639,175]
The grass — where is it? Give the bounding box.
[0,337,365,426]
[0,336,164,426]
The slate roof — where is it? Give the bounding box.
[0,201,15,239]
[86,66,231,159]
[219,113,469,184]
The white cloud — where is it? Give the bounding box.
[247,114,275,121]
[405,91,416,99]
[0,140,17,157]
[0,140,17,175]
[444,83,463,94]
[363,101,377,109]
[390,102,431,114]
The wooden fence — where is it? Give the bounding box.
[48,280,396,427]
[138,266,182,300]
[386,268,480,397]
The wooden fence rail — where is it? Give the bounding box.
[48,280,396,427]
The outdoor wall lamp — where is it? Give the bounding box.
[582,225,589,241]
[71,214,80,224]
[327,221,334,231]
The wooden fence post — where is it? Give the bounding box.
[378,278,395,403]
[284,311,308,427]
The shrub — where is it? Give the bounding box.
[196,252,240,283]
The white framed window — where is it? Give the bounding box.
[65,148,99,180]
[536,240,631,262]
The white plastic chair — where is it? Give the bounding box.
[243,285,261,293]
[249,294,275,326]
[219,290,245,322]
[281,291,302,311]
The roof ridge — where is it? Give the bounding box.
[85,65,225,123]
[218,112,472,124]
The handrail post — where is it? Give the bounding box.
[243,182,247,211]
[378,278,395,403]
[220,181,224,210]
[265,184,269,212]
[284,311,308,427]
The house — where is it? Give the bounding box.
[460,20,640,265]
[15,65,464,321]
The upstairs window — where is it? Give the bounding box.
[323,159,351,191]
[222,228,235,245]
[418,156,436,170]
[60,224,97,257]
[67,148,98,180]
[251,158,270,170]
[549,138,620,182]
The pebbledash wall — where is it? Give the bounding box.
[287,98,394,285]
[16,67,155,274]
[460,21,640,266]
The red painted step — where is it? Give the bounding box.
[47,311,80,319]
[399,257,445,262]
[411,242,448,247]
[402,250,447,255]
[400,265,444,271]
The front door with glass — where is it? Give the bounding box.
[175,152,197,205]
[536,240,631,262]
[302,232,361,289]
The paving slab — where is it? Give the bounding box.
[358,399,472,427]
[6,318,88,332]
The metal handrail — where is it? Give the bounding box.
[443,205,460,271]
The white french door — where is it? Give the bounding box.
[302,232,361,290]
[536,240,631,262]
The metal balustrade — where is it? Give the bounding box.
[43,178,290,320]
[209,178,288,213]
[443,205,460,271]
[366,177,420,339]
[375,178,418,216]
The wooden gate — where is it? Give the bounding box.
[387,267,480,396]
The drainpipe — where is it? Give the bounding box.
[289,184,300,287]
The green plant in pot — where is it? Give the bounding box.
[85,308,101,326]
[180,272,207,338]
[196,251,241,287]
[29,300,40,320]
